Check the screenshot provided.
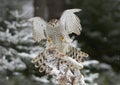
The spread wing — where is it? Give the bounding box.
[28,17,47,42]
[60,9,82,35]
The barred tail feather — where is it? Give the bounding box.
[67,46,89,63]
[31,51,47,72]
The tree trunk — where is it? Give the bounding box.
[34,0,47,19]
[47,0,65,20]
[33,0,65,20]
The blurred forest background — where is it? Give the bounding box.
[0,0,120,85]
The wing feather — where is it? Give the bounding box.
[60,9,82,35]
[28,17,47,42]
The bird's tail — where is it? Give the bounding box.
[31,46,89,73]
[66,45,89,63]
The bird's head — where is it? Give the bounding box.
[49,19,58,27]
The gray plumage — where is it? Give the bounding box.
[28,9,82,54]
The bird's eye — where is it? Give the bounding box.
[47,38,51,43]
[61,36,64,41]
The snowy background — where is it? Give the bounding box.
[0,0,120,85]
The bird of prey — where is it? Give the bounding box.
[29,9,89,73]
[28,9,82,54]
